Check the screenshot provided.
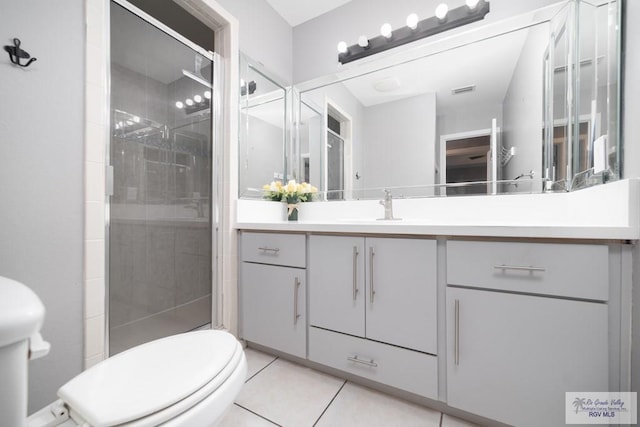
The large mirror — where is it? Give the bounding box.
[293,0,620,200]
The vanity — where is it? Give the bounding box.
[235,1,630,425]
[237,186,636,426]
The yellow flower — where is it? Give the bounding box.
[285,179,298,193]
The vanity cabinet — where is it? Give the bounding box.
[240,232,306,358]
[446,241,610,427]
[309,235,437,353]
[308,235,438,399]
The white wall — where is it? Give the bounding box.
[292,0,563,84]
[0,0,84,412]
[215,0,293,84]
[501,23,549,184]
[624,0,640,397]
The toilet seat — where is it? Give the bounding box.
[57,330,243,427]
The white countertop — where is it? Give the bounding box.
[235,220,637,240]
[236,180,640,241]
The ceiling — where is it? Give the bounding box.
[340,27,529,110]
[264,0,353,27]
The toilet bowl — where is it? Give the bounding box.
[0,276,246,427]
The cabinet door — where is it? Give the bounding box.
[366,238,437,354]
[309,235,365,337]
[241,262,306,358]
[446,287,608,427]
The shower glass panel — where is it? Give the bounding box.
[109,2,215,355]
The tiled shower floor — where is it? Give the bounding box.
[219,347,479,427]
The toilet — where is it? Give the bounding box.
[0,276,246,427]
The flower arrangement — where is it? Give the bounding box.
[262,180,318,220]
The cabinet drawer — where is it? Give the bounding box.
[309,327,437,399]
[241,232,306,267]
[447,241,608,301]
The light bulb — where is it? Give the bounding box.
[194,94,202,103]
[204,91,211,99]
[357,36,369,48]
[435,3,449,20]
[337,41,348,54]
[380,23,393,39]
[466,0,480,9]
[185,98,194,106]
[406,13,419,30]
[132,115,140,123]
[175,101,184,109]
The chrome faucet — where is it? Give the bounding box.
[378,189,397,220]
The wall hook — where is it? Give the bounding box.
[4,38,37,67]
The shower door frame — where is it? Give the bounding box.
[105,0,223,356]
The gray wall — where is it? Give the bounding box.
[0,0,84,413]
[292,0,563,83]
[215,0,293,84]
[361,93,436,196]
[240,114,285,191]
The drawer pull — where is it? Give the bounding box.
[493,264,546,272]
[369,247,375,304]
[258,246,280,253]
[352,246,359,301]
[454,299,460,366]
[347,355,378,368]
[293,277,301,325]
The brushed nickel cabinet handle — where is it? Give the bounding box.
[347,355,378,368]
[258,246,280,253]
[493,264,546,272]
[454,299,460,366]
[352,246,359,301]
[369,247,375,304]
[293,277,301,324]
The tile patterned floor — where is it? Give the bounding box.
[219,347,479,427]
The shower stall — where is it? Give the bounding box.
[108,1,220,355]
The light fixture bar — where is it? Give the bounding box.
[338,0,490,65]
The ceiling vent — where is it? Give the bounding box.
[451,84,476,95]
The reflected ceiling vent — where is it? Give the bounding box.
[451,84,476,95]
[373,77,401,92]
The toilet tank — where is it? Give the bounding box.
[0,276,46,427]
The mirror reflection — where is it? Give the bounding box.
[295,0,619,200]
[239,54,288,197]
[235,1,620,200]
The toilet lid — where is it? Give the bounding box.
[58,330,238,427]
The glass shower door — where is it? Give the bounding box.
[108,1,216,355]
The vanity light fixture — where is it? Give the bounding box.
[337,0,490,64]
[380,23,393,39]
[406,13,419,30]
[466,0,480,9]
[435,3,449,21]
[175,92,212,114]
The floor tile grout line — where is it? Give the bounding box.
[234,403,284,427]
[244,353,280,383]
[312,379,348,427]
